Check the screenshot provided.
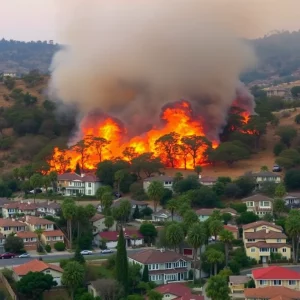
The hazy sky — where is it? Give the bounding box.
[1,0,300,42]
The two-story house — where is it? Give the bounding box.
[242,194,274,217]
[16,231,38,251]
[41,230,65,246]
[36,201,61,217]
[252,266,300,290]
[283,193,300,208]
[90,213,116,235]
[2,201,37,218]
[244,286,300,300]
[57,173,101,196]
[242,221,291,263]
[0,219,27,237]
[128,249,193,285]
[143,176,174,192]
[251,171,281,189]
[25,216,54,232]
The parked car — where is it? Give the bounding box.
[0,252,16,259]
[273,164,282,172]
[114,192,122,199]
[100,249,113,254]
[18,253,30,258]
[80,250,93,255]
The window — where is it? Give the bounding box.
[251,248,255,252]
[259,280,267,285]
[247,201,254,207]
[283,248,287,253]
[88,183,91,187]
[149,264,159,270]
[274,280,281,286]
[260,248,269,252]
[165,263,172,269]
[88,190,91,195]
[289,280,296,285]
[277,239,281,243]
[3,227,8,231]
[248,239,255,242]
[45,270,50,273]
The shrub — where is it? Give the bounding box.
[54,241,66,251]
[45,244,51,253]
[231,239,244,247]
[59,259,71,269]
[2,268,13,283]
[0,137,14,150]
[273,142,286,156]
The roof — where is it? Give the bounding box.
[111,199,148,208]
[90,213,104,222]
[99,229,143,241]
[253,266,300,280]
[155,283,204,300]
[0,219,26,227]
[242,194,274,203]
[244,287,300,299]
[195,208,214,216]
[224,225,238,233]
[252,171,281,178]
[3,202,37,210]
[128,249,192,264]
[229,275,249,285]
[36,201,61,209]
[0,198,10,207]
[42,230,64,237]
[242,221,282,231]
[13,259,63,276]
[245,242,291,249]
[16,231,37,239]
[58,172,100,182]
[143,175,174,183]
[221,208,238,215]
[200,176,217,183]
[244,230,287,239]
[25,216,54,225]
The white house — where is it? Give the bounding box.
[251,171,281,189]
[90,213,116,234]
[152,209,182,223]
[128,249,193,285]
[143,175,174,192]
[199,175,217,186]
[3,72,17,78]
[36,201,61,217]
[57,173,101,196]
[283,193,300,208]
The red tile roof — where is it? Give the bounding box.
[4,202,37,210]
[13,259,63,276]
[42,230,64,237]
[16,232,37,239]
[0,219,26,227]
[242,194,273,202]
[99,229,143,241]
[195,208,215,216]
[128,249,192,264]
[224,225,238,232]
[244,286,300,299]
[245,242,291,249]
[244,230,287,239]
[25,216,54,225]
[242,221,282,231]
[253,266,300,280]
[58,172,99,182]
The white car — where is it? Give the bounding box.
[80,250,93,255]
[100,249,113,254]
[19,253,30,258]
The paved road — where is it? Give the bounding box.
[0,249,140,268]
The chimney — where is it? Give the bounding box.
[81,173,85,178]
[266,228,269,233]
[199,174,202,179]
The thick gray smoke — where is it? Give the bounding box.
[49,0,256,139]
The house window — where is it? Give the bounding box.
[149,264,159,270]
[88,183,91,187]
[165,263,172,269]
[251,248,255,252]
[274,280,281,286]
[3,227,9,231]
[282,248,287,253]
[259,280,267,285]
[247,202,254,207]
[248,239,255,242]
[277,239,281,243]
[88,190,91,195]
[289,280,296,285]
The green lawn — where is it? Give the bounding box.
[86,263,113,280]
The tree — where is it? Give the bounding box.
[236,211,259,225]
[286,210,300,263]
[96,185,113,204]
[115,228,129,295]
[132,205,140,219]
[147,290,163,300]
[186,186,220,208]
[235,176,256,197]
[219,229,234,267]
[291,86,300,98]
[243,115,267,149]
[260,181,277,197]
[62,198,77,249]
[208,219,223,241]
[206,274,231,300]
[90,279,123,300]
[35,228,44,251]
[273,142,286,156]
[166,223,184,252]
[104,216,115,230]
[123,146,138,161]
[62,261,85,300]
[262,213,273,222]
[4,235,24,253]
[273,198,286,218]
[139,223,157,244]
[115,169,126,195]
[183,210,199,232]
[187,223,206,282]
[224,183,241,198]
[166,199,178,221]
[209,142,250,167]
[173,175,201,194]
[112,199,132,225]
[155,132,179,167]
[285,169,300,190]
[72,140,92,170]
[276,126,297,148]
[29,173,43,203]
[74,247,85,264]
[275,183,286,198]
[206,249,225,275]
[101,192,114,213]
[147,181,164,212]
[142,265,149,282]
[276,149,300,169]
[91,136,110,163]
[16,272,57,300]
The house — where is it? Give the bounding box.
[155,283,204,300]
[41,230,65,246]
[16,232,38,251]
[283,193,300,208]
[242,194,274,217]
[229,275,250,293]
[13,259,63,285]
[57,173,101,196]
[152,209,182,223]
[0,219,27,237]
[199,175,217,187]
[265,87,289,98]
[221,208,238,217]
[36,201,61,217]
[244,286,300,300]
[95,229,143,248]
[243,221,291,263]
[143,175,174,192]
[25,216,55,232]
[252,266,300,290]
[90,213,116,234]
[128,249,193,285]
[224,225,238,239]
[195,208,214,222]
[0,198,11,215]
[2,201,37,218]
[3,72,17,78]
[251,171,281,188]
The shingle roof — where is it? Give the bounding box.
[221,208,238,215]
[36,201,60,209]
[16,232,37,239]
[242,221,282,231]
[99,229,143,241]
[224,225,238,233]
[244,286,300,299]
[195,208,215,216]
[0,219,26,227]
[253,266,300,280]
[13,259,63,276]
[90,213,104,222]
[42,230,64,237]
[229,275,249,285]
[4,202,38,210]
[58,172,99,182]
[128,249,192,264]
[143,175,173,182]
[245,241,291,249]
[25,216,54,225]
[200,176,217,183]
[242,194,274,202]
[244,230,287,239]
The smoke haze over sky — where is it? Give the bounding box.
[0,0,300,41]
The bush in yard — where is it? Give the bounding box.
[60,259,71,269]
[45,244,51,253]
[54,241,66,251]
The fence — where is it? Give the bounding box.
[0,272,18,300]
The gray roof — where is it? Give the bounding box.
[229,276,249,285]
[144,175,174,182]
[242,194,273,202]
[252,171,281,178]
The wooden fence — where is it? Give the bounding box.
[0,272,18,300]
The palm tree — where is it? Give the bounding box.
[286,210,300,263]
[206,248,224,275]
[104,216,115,230]
[35,228,44,251]
[62,198,77,249]
[166,223,184,252]
[209,219,223,241]
[219,229,234,267]
[29,173,43,203]
[183,210,199,233]
[147,181,164,212]
[187,223,206,282]
[166,199,178,221]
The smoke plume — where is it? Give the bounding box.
[49,0,256,140]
